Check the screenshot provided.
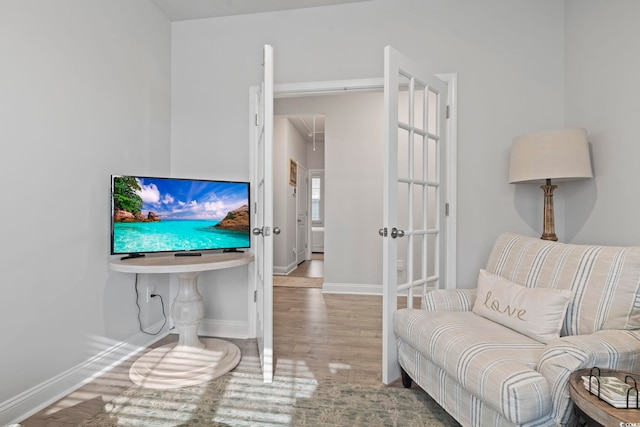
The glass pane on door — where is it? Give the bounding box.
[413,183,425,231]
[413,132,425,181]
[397,73,411,125]
[427,137,438,183]
[398,127,410,180]
[427,233,438,284]
[397,182,409,232]
[413,82,426,131]
[427,88,438,135]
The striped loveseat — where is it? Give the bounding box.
[393,232,640,426]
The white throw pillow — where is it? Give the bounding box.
[472,269,572,344]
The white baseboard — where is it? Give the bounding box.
[0,321,168,427]
[322,282,382,295]
[273,266,287,275]
[273,261,297,276]
[196,319,250,339]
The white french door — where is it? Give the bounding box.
[251,45,274,383]
[381,46,448,385]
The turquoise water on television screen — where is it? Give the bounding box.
[113,220,250,253]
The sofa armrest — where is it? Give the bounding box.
[537,329,640,425]
[421,288,476,312]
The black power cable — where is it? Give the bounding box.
[134,273,167,335]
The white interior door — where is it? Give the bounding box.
[296,163,308,264]
[382,46,448,385]
[251,45,274,383]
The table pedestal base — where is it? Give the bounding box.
[129,338,241,390]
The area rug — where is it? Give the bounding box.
[79,371,459,427]
[273,276,323,288]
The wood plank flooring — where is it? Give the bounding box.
[287,252,324,278]
[18,266,420,426]
[274,288,386,385]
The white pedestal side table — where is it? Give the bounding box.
[110,252,254,389]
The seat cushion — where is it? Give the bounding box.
[394,309,551,423]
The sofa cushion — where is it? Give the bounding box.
[485,233,640,336]
[393,309,551,423]
[473,269,572,343]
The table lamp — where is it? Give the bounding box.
[509,128,593,241]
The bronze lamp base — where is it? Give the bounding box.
[541,178,558,241]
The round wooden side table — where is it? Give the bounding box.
[569,368,640,426]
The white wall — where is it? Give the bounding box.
[171,0,565,296]
[307,141,325,171]
[0,0,171,420]
[564,0,640,246]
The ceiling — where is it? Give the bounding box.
[287,114,325,144]
[149,0,369,21]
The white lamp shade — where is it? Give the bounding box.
[509,128,593,183]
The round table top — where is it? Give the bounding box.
[110,252,254,274]
[569,368,640,425]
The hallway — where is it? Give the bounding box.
[273,253,324,288]
[288,252,324,278]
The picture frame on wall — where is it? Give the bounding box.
[289,159,297,186]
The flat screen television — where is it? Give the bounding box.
[111,175,250,257]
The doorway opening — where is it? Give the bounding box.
[272,75,457,293]
[272,112,325,287]
[251,73,457,384]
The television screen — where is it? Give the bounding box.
[111,175,250,255]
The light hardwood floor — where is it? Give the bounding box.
[287,252,324,278]
[274,288,387,384]
[19,263,417,426]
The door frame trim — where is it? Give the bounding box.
[248,84,259,339]
[273,77,457,289]
[437,73,458,289]
[275,78,384,98]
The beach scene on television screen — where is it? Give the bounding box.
[112,176,249,253]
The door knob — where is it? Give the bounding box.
[391,227,405,238]
[273,227,281,235]
[252,227,263,236]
